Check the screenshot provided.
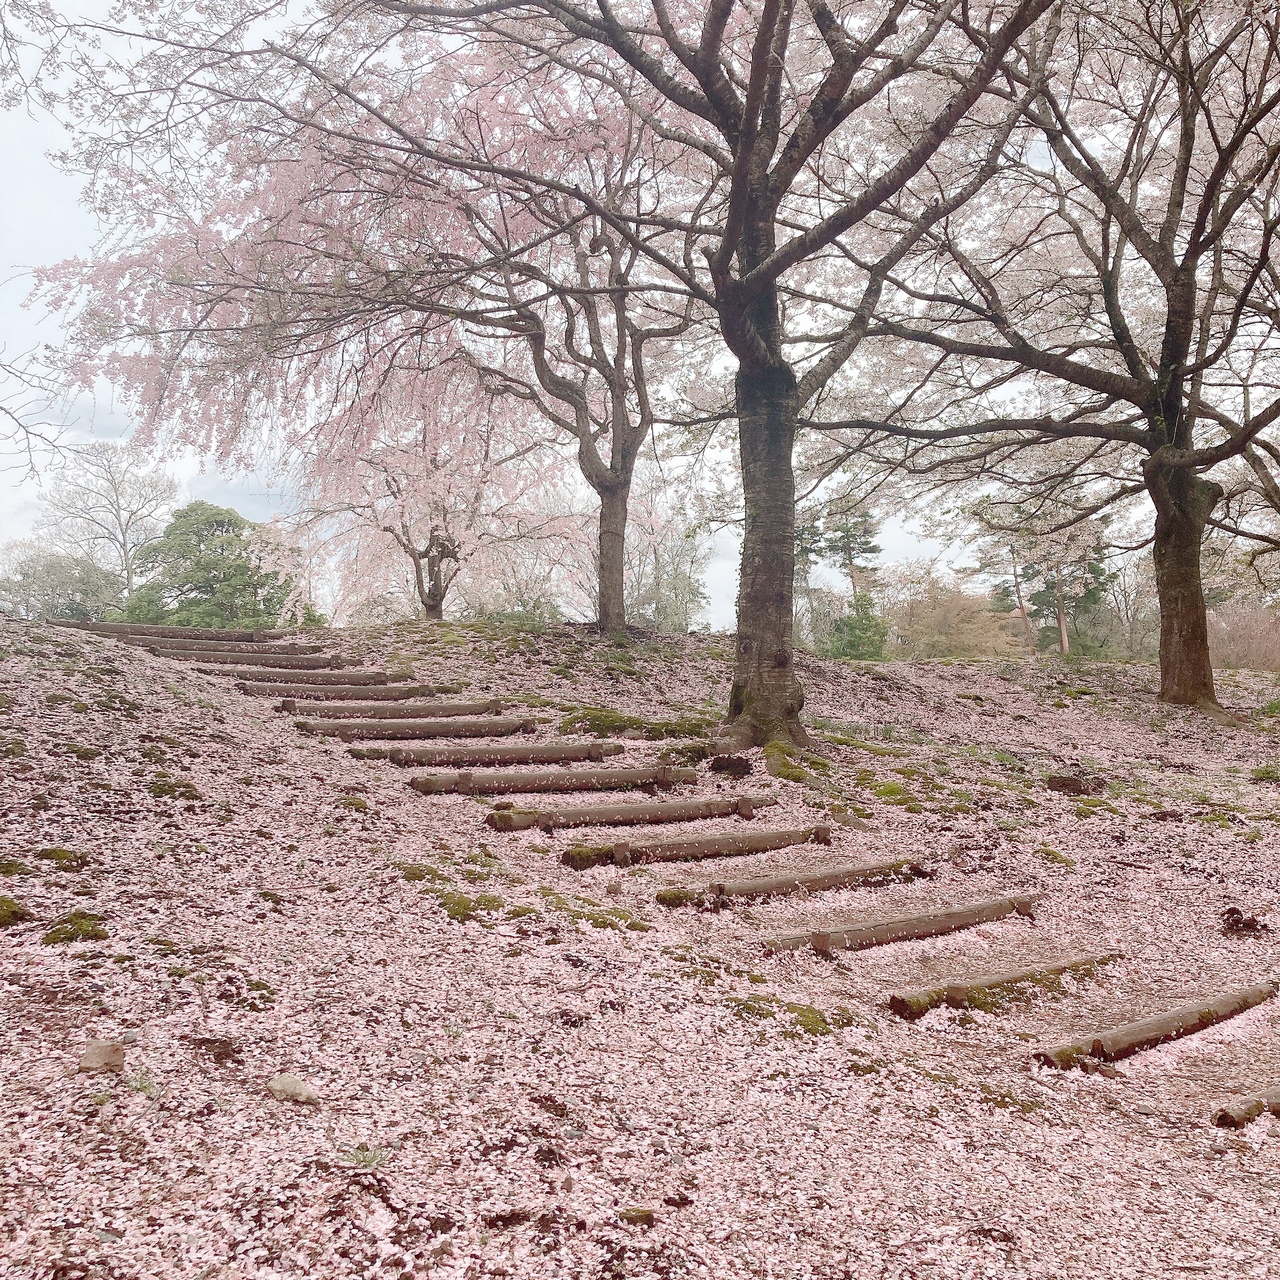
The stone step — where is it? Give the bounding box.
[356,742,625,767]
[765,893,1043,956]
[707,858,928,903]
[121,637,326,655]
[56,620,286,641]
[408,765,695,795]
[1035,980,1279,1070]
[281,699,504,718]
[486,794,777,832]
[564,824,832,871]
[888,953,1120,1019]
[298,716,535,740]
[161,650,340,669]
[231,670,393,685]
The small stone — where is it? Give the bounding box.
[79,1040,125,1073]
[606,882,623,897]
[266,1072,320,1105]
[620,728,645,740]
[121,1029,138,1044]
[561,1174,574,1192]
[618,1206,655,1227]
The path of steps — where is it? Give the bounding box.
[54,617,1280,1128]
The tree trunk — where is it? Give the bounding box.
[1010,549,1035,654]
[1144,457,1222,706]
[1055,581,1070,655]
[725,364,807,746]
[597,482,629,634]
[423,549,446,621]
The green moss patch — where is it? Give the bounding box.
[43,911,108,945]
[36,847,92,873]
[656,887,703,909]
[0,859,32,876]
[559,706,713,740]
[150,773,202,801]
[0,897,34,928]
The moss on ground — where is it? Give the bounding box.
[539,886,651,931]
[43,911,108,945]
[150,773,202,801]
[0,897,34,928]
[559,706,713,740]
[37,847,92,873]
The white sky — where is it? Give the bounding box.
[0,95,942,630]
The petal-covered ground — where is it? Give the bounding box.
[3,616,1280,1279]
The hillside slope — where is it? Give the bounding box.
[3,617,1280,1279]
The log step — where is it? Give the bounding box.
[281,699,504,718]
[563,824,832,871]
[231,670,393,685]
[708,858,928,903]
[55,620,286,641]
[888,953,1120,1020]
[410,765,696,795]
[356,742,626,766]
[253,683,450,701]
[1034,981,1279,1070]
[765,893,1043,955]
[119,637,326,655]
[298,716,535,740]
[487,793,777,832]
[160,650,339,669]
[1213,1085,1280,1129]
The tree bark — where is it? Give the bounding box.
[1010,549,1036,654]
[597,481,630,634]
[1144,456,1222,706]
[726,364,807,746]
[1055,580,1070,655]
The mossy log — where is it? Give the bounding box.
[358,742,626,766]
[163,650,339,669]
[230,669,392,685]
[1212,1084,1280,1128]
[563,824,832,871]
[298,715,535,741]
[258,683,446,701]
[282,699,504,718]
[1034,981,1279,1070]
[487,793,777,832]
[410,764,695,795]
[888,952,1120,1020]
[766,893,1043,956]
[709,858,928,903]
[120,637,325,655]
[56,620,286,641]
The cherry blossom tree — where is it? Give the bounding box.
[285,373,575,620]
[41,0,1053,744]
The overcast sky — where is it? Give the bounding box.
[0,92,940,629]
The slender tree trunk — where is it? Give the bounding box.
[725,364,807,746]
[1010,549,1035,654]
[1055,581,1070,655]
[1143,457,1222,706]
[597,482,630,634]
